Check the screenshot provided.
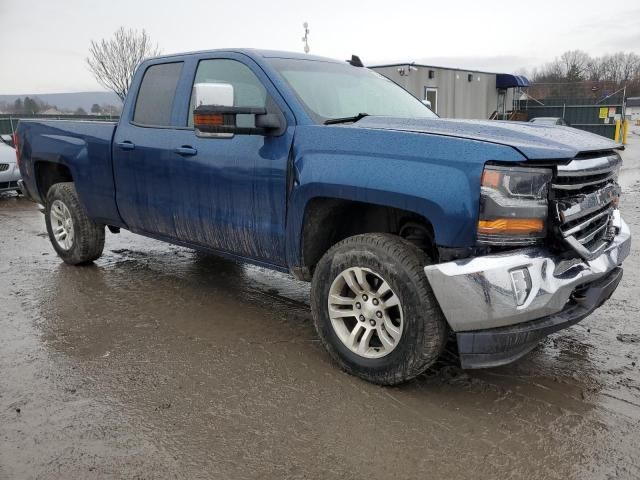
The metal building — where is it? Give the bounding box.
[370,62,528,120]
[626,97,640,122]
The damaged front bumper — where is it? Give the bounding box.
[424,217,631,369]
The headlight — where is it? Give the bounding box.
[477,165,552,246]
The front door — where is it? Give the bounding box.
[166,56,293,265]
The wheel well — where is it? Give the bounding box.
[300,198,435,279]
[35,162,73,203]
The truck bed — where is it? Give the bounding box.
[17,119,122,225]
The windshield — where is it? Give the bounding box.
[269,58,437,123]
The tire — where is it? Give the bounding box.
[45,182,105,265]
[311,233,447,385]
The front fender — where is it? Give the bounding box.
[285,125,527,270]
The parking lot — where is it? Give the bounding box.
[1,132,639,479]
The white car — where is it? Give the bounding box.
[0,135,21,194]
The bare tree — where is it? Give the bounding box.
[601,53,624,82]
[528,49,640,98]
[531,59,564,82]
[87,27,161,102]
[586,57,606,82]
[559,50,590,82]
[620,52,640,83]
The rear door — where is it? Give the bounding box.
[112,61,185,238]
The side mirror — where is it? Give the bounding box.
[192,82,284,137]
[422,99,432,110]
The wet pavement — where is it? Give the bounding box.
[1,133,640,480]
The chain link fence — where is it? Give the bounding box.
[515,81,627,139]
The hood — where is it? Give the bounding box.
[354,117,619,160]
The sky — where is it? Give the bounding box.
[0,0,639,94]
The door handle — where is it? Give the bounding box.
[117,141,135,151]
[174,146,198,156]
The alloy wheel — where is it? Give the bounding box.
[328,266,404,358]
[50,199,74,251]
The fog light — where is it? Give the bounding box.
[510,268,532,306]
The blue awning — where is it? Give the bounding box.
[496,74,529,89]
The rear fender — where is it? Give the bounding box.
[17,120,122,226]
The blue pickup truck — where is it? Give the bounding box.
[15,49,631,384]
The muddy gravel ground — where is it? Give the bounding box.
[1,134,640,480]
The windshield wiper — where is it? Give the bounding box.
[323,112,369,125]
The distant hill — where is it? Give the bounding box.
[0,91,122,112]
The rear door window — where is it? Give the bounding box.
[133,62,183,126]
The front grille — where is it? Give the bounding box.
[0,163,9,172]
[550,151,621,260]
[0,181,19,189]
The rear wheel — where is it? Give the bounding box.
[45,182,105,265]
[311,233,447,385]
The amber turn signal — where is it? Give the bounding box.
[193,113,224,126]
[480,169,502,188]
[477,218,544,235]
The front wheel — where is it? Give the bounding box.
[311,233,447,385]
[45,182,105,265]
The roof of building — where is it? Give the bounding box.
[369,63,529,87]
[369,62,499,76]
[626,97,640,107]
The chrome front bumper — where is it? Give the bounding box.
[424,216,631,333]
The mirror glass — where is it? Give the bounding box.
[192,83,234,108]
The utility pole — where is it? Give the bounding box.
[302,22,310,54]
